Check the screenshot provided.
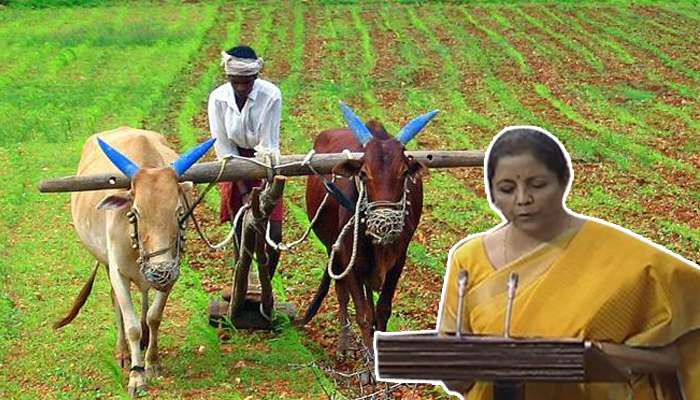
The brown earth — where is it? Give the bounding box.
[177,3,700,398]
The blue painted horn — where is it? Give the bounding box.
[340,102,373,146]
[172,138,216,176]
[97,137,140,178]
[396,109,440,145]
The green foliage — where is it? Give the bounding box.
[619,86,657,103]
[0,4,215,146]
[8,0,121,8]
[591,15,700,83]
[659,220,700,255]
[0,3,218,397]
[513,7,604,72]
[1,2,699,398]
[463,8,531,75]
[534,83,686,171]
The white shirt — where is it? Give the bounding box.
[207,78,281,159]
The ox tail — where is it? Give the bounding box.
[53,260,101,330]
[295,270,332,326]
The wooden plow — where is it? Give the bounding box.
[39,150,486,330]
[209,176,289,330]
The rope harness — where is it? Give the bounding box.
[364,176,414,246]
[126,192,188,292]
[180,149,414,283]
[325,175,413,280]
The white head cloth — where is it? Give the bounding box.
[221,51,264,76]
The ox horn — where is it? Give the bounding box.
[340,102,373,146]
[172,138,216,176]
[97,137,140,178]
[396,109,440,145]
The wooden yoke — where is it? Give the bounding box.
[38,151,486,193]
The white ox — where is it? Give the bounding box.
[54,127,214,397]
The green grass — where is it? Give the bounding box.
[0,3,220,398]
[540,6,635,65]
[412,6,496,137]
[512,6,605,72]
[591,12,700,83]
[1,2,699,398]
[534,83,682,171]
[462,8,531,75]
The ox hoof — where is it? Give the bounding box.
[128,370,147,398]
[146,364,161,379]
[128,384,147,398]
[359,370,375,386]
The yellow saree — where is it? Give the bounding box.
[437,219,700,399]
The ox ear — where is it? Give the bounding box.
[332,159,363,178]
[179,181,193,193]
[407,159,428,179]
[96,193,132,210]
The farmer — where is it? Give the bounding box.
[208,44,284,292]
[437,126,700,399]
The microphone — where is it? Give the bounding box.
[456,270,469,338]
[504,272,519,338]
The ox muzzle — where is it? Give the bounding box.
[140,259,180,292]
[360,177,412,246]
[127,209,185,292]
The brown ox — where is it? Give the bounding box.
[54,127,214,398]
[298,104,438,356]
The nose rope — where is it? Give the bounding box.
[127,191,188,292]
[363,177,412,246]
[325,176,413,281]
[134,230,182,292]
[327,182,366,280]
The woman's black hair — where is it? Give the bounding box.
[225,45,257,60]
[486,127,571,201]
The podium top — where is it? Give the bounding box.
[375,332,679,383]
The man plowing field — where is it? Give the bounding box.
[208,44,284,295]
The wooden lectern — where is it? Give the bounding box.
[375,332,683,400]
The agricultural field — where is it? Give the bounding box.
[1,0,698,399]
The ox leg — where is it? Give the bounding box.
[364,283,376,331]
[111,289,129,368]
[335,281,351,358]
[347,276,375,386]
[346,274,374,353]
[375,254,406,332]
[145,289,170,379]
[140,290,149,351]
[108,266,146,397]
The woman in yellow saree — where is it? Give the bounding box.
[436,126,700,399]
